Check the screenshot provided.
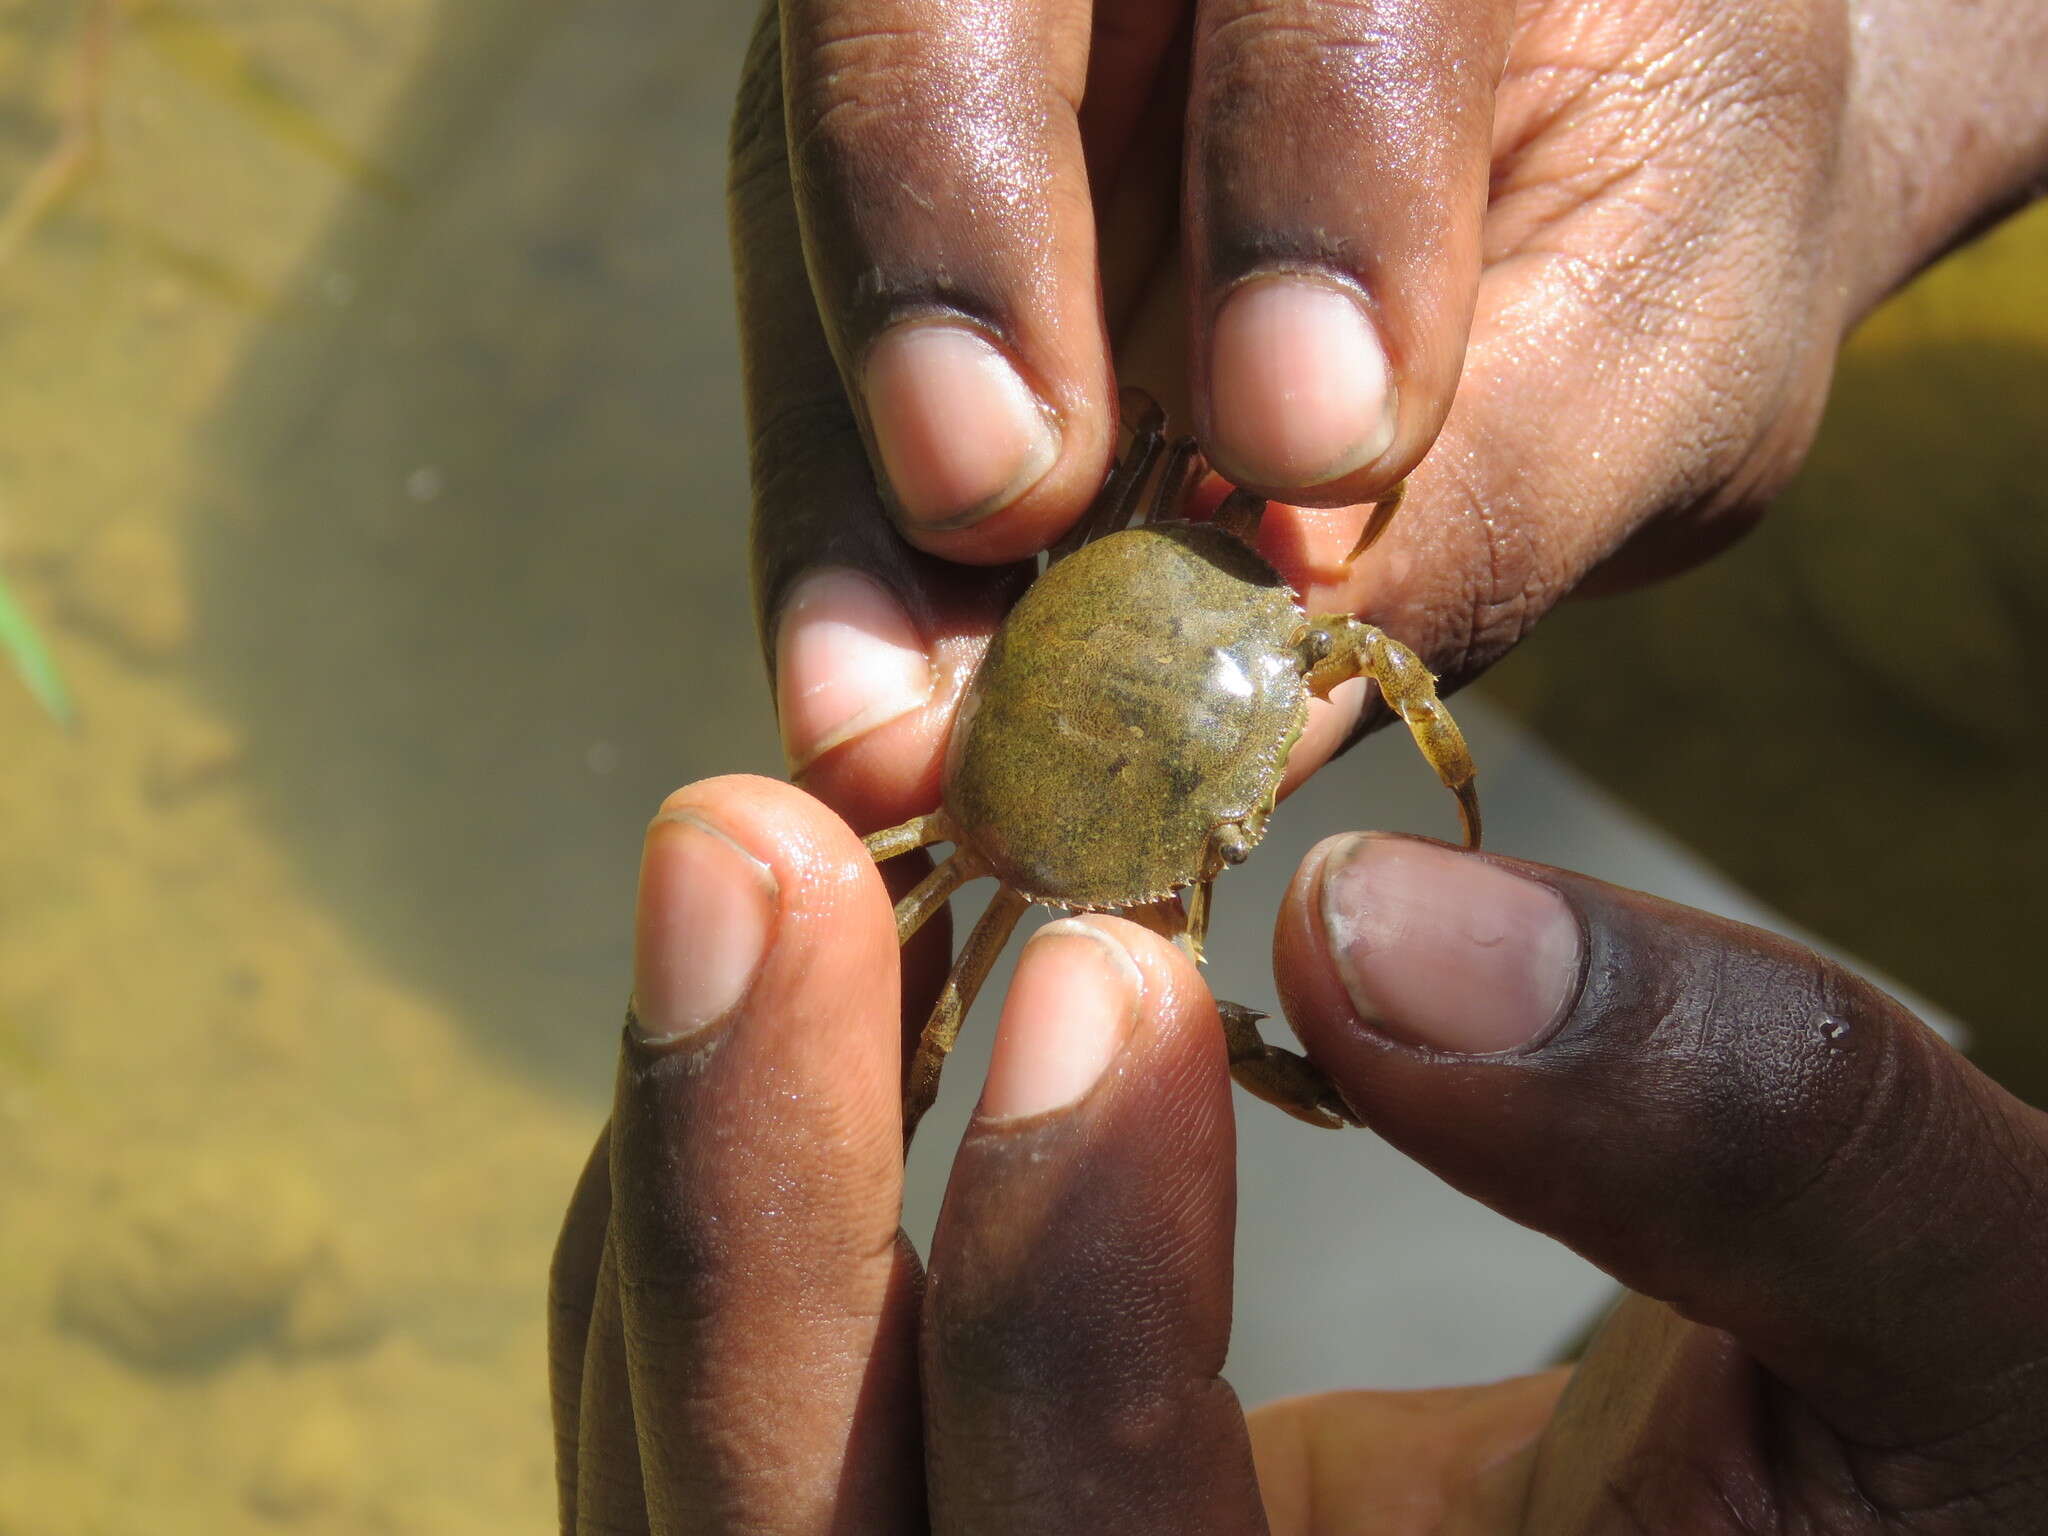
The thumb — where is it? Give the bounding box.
[1274,833,2048,1463]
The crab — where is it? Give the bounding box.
[865,393,1481,1144]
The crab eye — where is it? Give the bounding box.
[1303,629,1334,664]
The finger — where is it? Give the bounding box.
[550,1129,613,1531]
[1255,11,1848,762]
[923,917,1265,1534]
[734,7,1026,828]
[611,775,924,1531]
[768,557,1018,832]
[777,0,1119,560]
[1188,0,1512,506]
[1254,264,1824,776]
[1519,1289,1775,1533]
[1276,834,2048,1467]
[575,1235,651,1534]
[1246,1371,1567,1535]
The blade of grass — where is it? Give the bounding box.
[130,0,404,201]
[0,0,113,271]
[0,565,74,728]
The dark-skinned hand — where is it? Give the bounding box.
[551,775,2048,1533]
[739,0,2048,831]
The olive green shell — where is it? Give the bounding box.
[941,522,1308,908]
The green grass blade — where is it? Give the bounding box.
[131,0,404,201]
[0,566,73,728]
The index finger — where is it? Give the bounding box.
[734,5,1026,832]
[610,775,924,1529]
[776,0,1119,561]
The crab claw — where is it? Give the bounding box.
[1216,1000,1363,1130]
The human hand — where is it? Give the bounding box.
[736,0,2048,831]
[551,774,2048,1531]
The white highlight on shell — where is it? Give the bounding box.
[1208,648,1255,699]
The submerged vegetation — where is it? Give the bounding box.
[0,0,404,734]
[0,564,71,726]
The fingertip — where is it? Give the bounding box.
[1274,835,1362,1050]
[650,773,865,877]
[632,809,779,1048]
[1203,273,1400,499]
[1317,834,1584,1056]
[979,919,1142,1123]
[863,321,1063,533]
[1086,912,1221,1061]
[772,562,1023,834]
[776,568,935,777]
[785,617,984,835]
[964,910,1222,1137]
[882,384,1120,565]
[617,775,909,1237]
[1276,833,1587,1071]
[641,774,891,963]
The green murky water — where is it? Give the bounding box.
[1,4,772,1528]
[0,2,2041,1527]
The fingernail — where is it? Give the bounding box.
[775,568,934,774]
[630,812,778,1046]
[863,322,1060,529]
[1316,834,1580,1053]
[1207,275,1397,489]
[980,919,1140,1120]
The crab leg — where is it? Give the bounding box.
[1186,879,1215,964]
[891,848,984,945]
[1210,488,1267,545]
[1123,895,1360,1130]
[1211,478,1404,556]
[863,810,955,864]
[1048,392,1167,560]
[1217,1002,1362,1130]
[1344,479,1407,562]
[1121,896,1195,957]
[1301,616,1481,849]
[1139,438,1208,527]
[903,886,1029,1148]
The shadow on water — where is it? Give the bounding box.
[1486,334,2048,1099]
[187,0,776,1095]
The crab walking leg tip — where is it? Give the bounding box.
[1304,615,1479,851]
[892,850,979,946]
[901,887,1027,1150]
[1457,781,1483,850]
[1345,479,1407,564]
[1218,999,1359,1130]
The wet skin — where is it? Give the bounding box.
[744,0,2048,837]
[566,0,2048,1526]
[552,775,2048,1533]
